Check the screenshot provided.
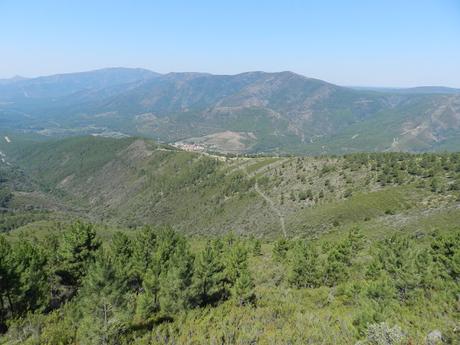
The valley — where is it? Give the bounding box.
[2,135,459,238]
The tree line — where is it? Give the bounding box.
[0,222,255,343]
[277,228,459,338]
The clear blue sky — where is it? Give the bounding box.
[1,0,459,87]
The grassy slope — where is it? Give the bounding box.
[2,136,459,239]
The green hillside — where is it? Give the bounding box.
[2,136,459,237]
[1,136,459,344]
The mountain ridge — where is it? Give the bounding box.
[0,67,459,154]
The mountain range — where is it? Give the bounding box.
[1,67,459,154]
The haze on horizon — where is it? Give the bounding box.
[1,0,459,88]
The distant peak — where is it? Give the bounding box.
[10,75,27,81]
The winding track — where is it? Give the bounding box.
[231,157,289,238]
[254,180,287,238]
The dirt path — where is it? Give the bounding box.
[254,180,287,238]
[231,158,289,238]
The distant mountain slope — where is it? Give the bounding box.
[0,68,459,154]
[352,86,460,94]
[0,67,158,100]
[0,75,29,85]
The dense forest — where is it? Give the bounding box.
[0,223,458,344]
[0,136,459,344]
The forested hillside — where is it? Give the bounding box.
[0,136,459,344]
[1,136,460,237]
[1,68,459,154]
[0,223,458,344]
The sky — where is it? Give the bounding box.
[1,0,460,87]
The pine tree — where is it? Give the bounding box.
[135,265,161,321]
[57,222,101,286]
[224,242,249,286]
[323,241,352,287]
[78,251,127,345]
[158,240,194,316]
[110,232,133,266]
[222,241,257,305]
[288,241,320,288]
[109,232,134,290]
[155,226,183,271]
[131,226,158,280]
[367,234,439,302]
[431,231,460,281]
[10,240,49,315]
[193,241,225,306]
[0,236,16,329]
[232,267,255,306]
